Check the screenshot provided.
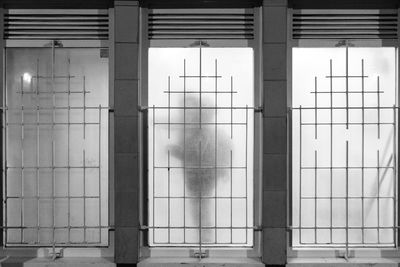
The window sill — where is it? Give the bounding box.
[288,257,400,267]
[138,257,264,267]
[0,257,115,267]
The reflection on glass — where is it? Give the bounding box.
[292,48,396,247]
[148,48,254,246]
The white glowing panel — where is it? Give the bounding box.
[292,48,397,247]
[148,48,254,246]
[5,48,108,246]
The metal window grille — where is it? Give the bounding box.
[291,47,397,254]
[147,47,255,252]
[3,43,109,246]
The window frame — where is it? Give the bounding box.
[287,7,400,259]
[138,6,264,259]
[0,8,114,257]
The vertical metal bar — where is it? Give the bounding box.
[230,150,233,244]
[167,150,170,243]
[345,46,349,129]
[51,40,56,247]
[3,63,8,245]
[83,150,86,243]
[230,76,233,138]
[199,45,202,129]
[152,105,155,245]
[83,76,86,139]
[199,141,202,258]
[35,58,40,244]
[345,141,349,257]
[245,105,248,244]
[314,150,317,243]
[329,59,333,244]
[214,59,218,244]
[183,61,186,244]
[20,76,24,243]
[393,105,397,245]
[377,150,380,243]
[67,57,71,244]
[314,77,318,139]
[361,59,365,244]
[299,106,302,244]
[377,77,381,139]
[168,76,170,139]
[98,104,102,242]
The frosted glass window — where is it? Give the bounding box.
[5,48,108,246]
[292,48,397,248]
[148,48,254,247]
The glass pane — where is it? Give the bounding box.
[5,48,108,246]
[292,47,396,248]
[148,47,254,247]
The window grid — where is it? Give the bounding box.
[148,47,254,250]
[292,47,397,250]
[4,46,108,247]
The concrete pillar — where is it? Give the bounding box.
[113,0,140,264]
[262,0,288,265]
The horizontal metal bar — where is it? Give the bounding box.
[177,76,223,78]
[141,226,261,230]
[310,90,381,94]
[27,75,76,79]
[1,106,108,110]
[290,226,398,230]
[324,75,369,78]
[7,242,109,249]
[6,122,99,126]
[301,166,394,169]
[154,166,246,169]
[141,106,257,110]
[292,106,398,110]
[153,196,247,199]
[301,122,394,126]
[291,244,395,248]
[6,166,100,169]
[16,91,90,94]
[154,122,247,126]
[6,196,100,199]
[2,225,111,229]
[300,196,394,200]
[163,90,235,93]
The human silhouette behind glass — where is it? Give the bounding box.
[168,95,231,244]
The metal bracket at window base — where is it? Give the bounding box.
[137,105,264,112]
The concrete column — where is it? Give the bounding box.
[262,0,288,265]
[113,0,140,264]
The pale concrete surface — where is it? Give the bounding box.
[0,257,115,267]
[138,257,264,267]
[287,257,400,267]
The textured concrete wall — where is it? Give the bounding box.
[262,0,288,265]
[113,0,140,264]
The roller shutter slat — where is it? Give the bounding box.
[292,10,398,39]
[148,9,254,40]
[4,10,109,40]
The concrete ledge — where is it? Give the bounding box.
[138,257,264,267]
[0,257,115,267]
[287,257,400,267]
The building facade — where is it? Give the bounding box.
[0,0,399,266]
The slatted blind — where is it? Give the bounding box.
[4,10,109,40]
[292,10,398,39]
[148,9,254,39]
